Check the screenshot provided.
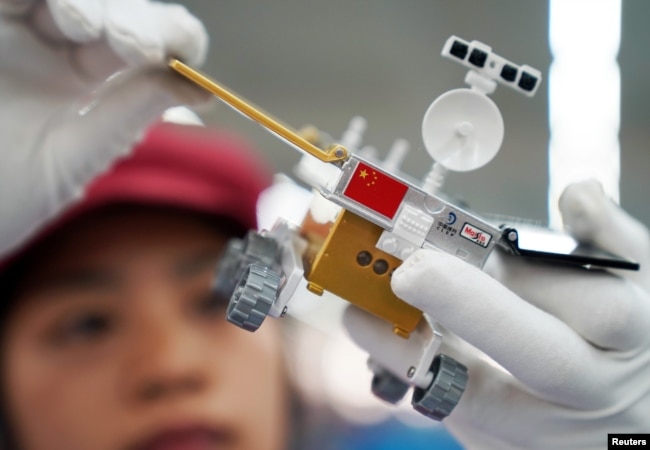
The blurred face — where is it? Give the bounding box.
[2,207,289,450]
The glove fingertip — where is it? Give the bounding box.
[150,2,210,67]
[558,179,608,241]
[46,0,103,42]
[390,249,453,311]
[390,249,426,297]
[106,28,164,66]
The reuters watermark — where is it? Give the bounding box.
[608,434,650,449]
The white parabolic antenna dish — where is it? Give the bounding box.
[422,88,504,172]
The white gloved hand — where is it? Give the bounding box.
[0,0,211,256]
[345,180,650,449]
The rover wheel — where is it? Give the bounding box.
[214,232,280,300]
[226,263,281,332]
[371,369,410,404]
[411,354,468,421]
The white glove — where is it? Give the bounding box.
[345,180,650,449]
[0,0,211,256]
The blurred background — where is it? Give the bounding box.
[165,1,648,448]
[170,0,649,227]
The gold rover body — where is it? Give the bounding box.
[301,208,422,338]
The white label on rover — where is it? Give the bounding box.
[460,223,492,248]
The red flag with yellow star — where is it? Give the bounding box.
[343,162,408,219]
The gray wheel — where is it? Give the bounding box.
[226,263,281,332]
[371,369,410,404]
[213,232,279,301]
[411,354,468,421]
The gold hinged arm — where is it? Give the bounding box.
[168,59,348,164]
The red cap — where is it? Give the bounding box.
[1,121,272,269]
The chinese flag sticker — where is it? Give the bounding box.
[343,162,408,219]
